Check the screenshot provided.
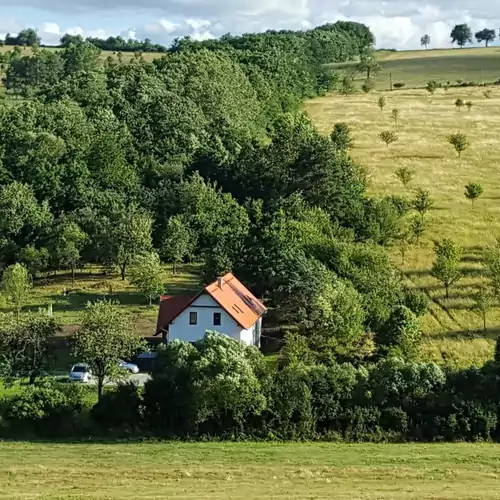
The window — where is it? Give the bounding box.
[213,312,221,326]
[189,311,197,325]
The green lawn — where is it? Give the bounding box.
[1,264,202,337]
[1,441,500,498]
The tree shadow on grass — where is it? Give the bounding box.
[433,327,500,340]
[26,291,150,314]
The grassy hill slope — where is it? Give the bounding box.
[330,46,500,90]
[305,76,500,366]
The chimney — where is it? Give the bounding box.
[217,277,224,289]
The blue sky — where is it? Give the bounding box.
[1,1,497,50]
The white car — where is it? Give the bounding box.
[69,364,92,383]
[118,359,140,374]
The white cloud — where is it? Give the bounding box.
[5,0,500,49]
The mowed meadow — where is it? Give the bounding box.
[3,441,500,499]
[306,80,500,366]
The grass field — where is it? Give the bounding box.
[305,84,500,366]
[1,441,500,499]
[328,47,500,90]
[0,264,202,337]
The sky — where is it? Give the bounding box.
[0,1,495,50]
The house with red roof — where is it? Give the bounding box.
[156,273,267,346]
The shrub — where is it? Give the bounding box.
[379,131,398,147]
[447,132,469,157]
[361,78,375,93]
[403,288,429,317]
[393,82,405,89]
[377,96,386,111]
[330,122,353,152]
[266,365,315,439]
[376,305,421,359]
[380,406,409,434]
[279,333,316,368]
[1,382,86,437]
[425,80,439,95]
[91,382,142,431]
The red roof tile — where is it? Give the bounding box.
[205,273,267,330]
[156,295,194,335]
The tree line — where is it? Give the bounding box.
[421,24,499,50]
[3,328,500,442]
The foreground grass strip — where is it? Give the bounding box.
[1,442,500,499]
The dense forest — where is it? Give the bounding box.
[3,22,500,443]
[0,21,430,363]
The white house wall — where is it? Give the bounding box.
[168,292,256,344]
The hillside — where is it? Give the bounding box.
[305,82,500,367]
[330,46,500,90]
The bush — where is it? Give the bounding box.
[393,82,405,89]
[92,382,142,432]
[403,288,429,317]
[361,78,375,93]
[1,382,86,437]
[330,122,353,152]
[376,305,421,358]
[266,365,315,439]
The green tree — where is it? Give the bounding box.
[340,74,355,95]
[72,301,147,401]
[431,238,463,298]
[396,230,412,266]
[395,166,415,188]
[378,95,386,111]
[425,80,439,95]
[1,263,32,322]
[309,277,368,359]
[473,287,494,332]
[357,49,380,79]
[420,34,431,49]
[379,131,398,147]
[450,24,473,48]
[475,28,496,47]
[18,245,49,278]
[162,215,196,274]
[412,188,434,218]
[2,313,60,383]
[376,305,421,359]
[391,108,400,127]
[483,245,500,296]
[330,123,353,152]
[51,219,87,285]
[409,215,426,243]
[447,132,469,157]
[129,252,165,307]
[464,182,484,207]
[455,98,464,111]
[465,101,473,112]
[93,204,153,280]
